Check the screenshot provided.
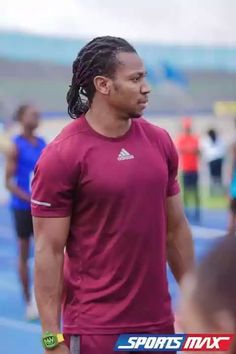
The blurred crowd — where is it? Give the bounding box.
[175,116,235,225]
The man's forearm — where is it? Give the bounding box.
[34,248,64,332]
[167,220,194,284]
[6,181,31,202]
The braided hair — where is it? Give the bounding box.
[66,36,136,119]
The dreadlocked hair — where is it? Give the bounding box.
[66,36,136,119]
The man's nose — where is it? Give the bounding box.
[141,79,151,94]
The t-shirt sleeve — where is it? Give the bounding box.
[31,146,77,217]
[166,133,180,197]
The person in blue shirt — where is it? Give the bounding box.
[5,104,46,319]
[228,125,236,237]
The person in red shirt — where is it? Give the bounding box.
[31,36,194,354]
[176,118,200,221]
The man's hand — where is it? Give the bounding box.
[45,343,70,354]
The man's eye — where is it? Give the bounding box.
[132,77,140,82]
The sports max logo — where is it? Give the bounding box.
[117,149,134,161]
[114,334,234,351]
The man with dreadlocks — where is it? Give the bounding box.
[31,36,194,354]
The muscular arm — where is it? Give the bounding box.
[33,216,70,332]
[5,144,31,202]
[166,194,195,284]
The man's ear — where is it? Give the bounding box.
[93,76,112,95]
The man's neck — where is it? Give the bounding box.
[85,105,131,138]
[22,128,35,140]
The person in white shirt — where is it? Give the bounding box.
[201,129,226,195]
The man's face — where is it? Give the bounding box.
[108,52,151,118]
[21,106,40,130]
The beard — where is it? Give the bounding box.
[129,112,142,119]
[117,111,142,120]
[112,83,144,119]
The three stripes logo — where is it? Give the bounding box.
[117,148,134,161]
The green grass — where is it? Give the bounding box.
[200,192,228,209]
[180,186,228,209]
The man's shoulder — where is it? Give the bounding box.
[135,117,171,142]
[46,118,87,150]
[136,118,177,160]
[12,134,24,145]
[36,136,47,146]
[54,118,87,143]
[39,118,87,164]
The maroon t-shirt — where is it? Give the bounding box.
[31,116,180,334]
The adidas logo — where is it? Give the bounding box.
[117,148,134,161]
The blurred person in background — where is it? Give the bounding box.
[176,117,200,221]
[179,236,236,353]
[201,128,226,196]
[5,104,46,320]
[31,36,194,354]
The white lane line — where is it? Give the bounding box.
[191,225,226,239]
[0,316,41,333]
